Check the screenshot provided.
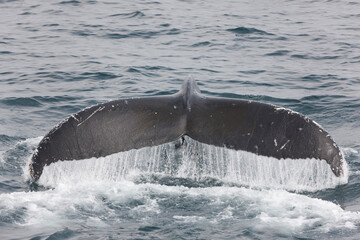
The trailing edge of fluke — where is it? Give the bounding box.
[30,78,344,181]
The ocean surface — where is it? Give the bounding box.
[1,0,360,239]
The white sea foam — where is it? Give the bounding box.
[38,136,348,192]
[0,150,5,163]
[18,136,43,146]
[0,181,359,235]
[1,134,359,236]
[342,147,359,158]
[0,136,42,171]
[20,137,43,181]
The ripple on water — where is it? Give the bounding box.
[0,97,42,107]
[0,0,359,239]
[104,28,181,39]
[227,27,273,35]
[126,66,173,78]
[301,74,343,82]
[291,54,340,60]
[265,50,290,56]
[0,135,24,149]
[191,41,212,47]
[58,0,81,5]
[79,72,121,80]
[0,51,13,54]
[71,29,96,37]
[108,11,145,18]
[238,70,266,75]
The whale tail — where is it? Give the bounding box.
[30,78,344,180]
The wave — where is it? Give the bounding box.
[191,41,212,47]
[291,54,340,60]
[265,50,290,56]
[109,11,145,18]
[0,95,83,108]
[0,51,13,54]
[104,28,180,39]
[0,97,42,107]
[1,137,42,192]
[0,180,359,237]
[227,27,273,35]
[58,0,80,5]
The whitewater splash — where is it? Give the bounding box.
[3,137,357,239]
[29,136,348,191]
[1,181,359,235]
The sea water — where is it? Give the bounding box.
[1,0,360,239]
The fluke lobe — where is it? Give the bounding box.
[30,78,344,181]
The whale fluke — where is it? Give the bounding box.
[30,79,344,181]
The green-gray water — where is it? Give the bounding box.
[1,0,360,239]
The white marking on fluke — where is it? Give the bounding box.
[280,140,290,150]
[78,106,105,126]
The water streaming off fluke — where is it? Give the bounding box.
[35,136,348,191]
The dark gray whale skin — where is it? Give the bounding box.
[30,79,344,180]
